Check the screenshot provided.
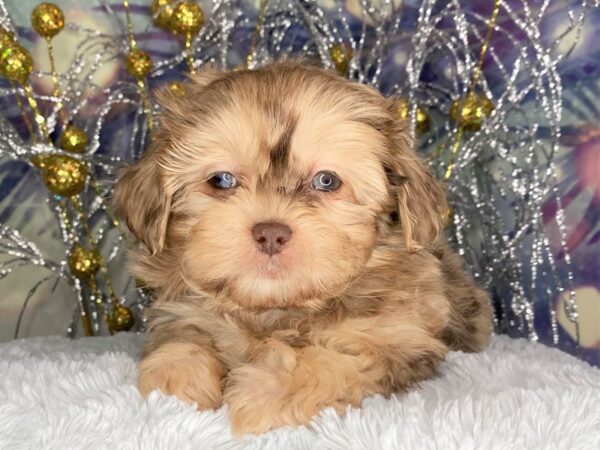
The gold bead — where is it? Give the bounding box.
[0,44,33,84]
[42,155,88,196]
[151,0,176,29]
[445,206,453,226]
[60,126,88,153]
[108,303,135,332]
[68,245,102,280]
[31,3,65,39]
[449,92,494,132]
[125,48,153,79]
[135,277,147,289]
[167,80,185,97]
[395,98,431,134]
[330,43,352,76]
[169,1,204,36]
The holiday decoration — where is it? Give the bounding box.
[329,43,352,76]
[168,1,203,73]
[151,0,175,29]
[30,2,64,38]
[125,48,153,80]
[395,99,430,135]
[41,155,87,196]
[68,245,102,281]
[0,43,32,84]
[0,1,597,365]
[31,2,64,109]
[59,126,88,154]
[107,303,135,333]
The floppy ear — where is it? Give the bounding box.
[113,144,171,255]
[386,99,447,251]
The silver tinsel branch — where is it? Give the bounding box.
[0,0,595,347]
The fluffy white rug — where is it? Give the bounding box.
[0,334,598,450]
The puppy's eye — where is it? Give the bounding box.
[208,172,238,189]
[311,171,342,192]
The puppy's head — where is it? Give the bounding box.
[115,63,446,310]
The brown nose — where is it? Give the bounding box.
[252,222,292,256]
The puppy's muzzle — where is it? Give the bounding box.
[252,222,292,256]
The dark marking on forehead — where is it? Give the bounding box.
[268,116,297,177]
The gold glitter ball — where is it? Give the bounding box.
[330,43,352,76]
[60,126,88,153]
[68,245,102,280]
[169,1,204,36]
[0,44,33,84]
[108,303,135,332]
[167,80,185,96]
[125,48,153,79]
[31,3,65,39]
[151,0,176,29]
[396,98,431,134]
[42,155,88,196]
[449,92,495,132]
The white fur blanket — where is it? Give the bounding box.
[0,334,598,450]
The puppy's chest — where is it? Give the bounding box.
[211,309,312,364]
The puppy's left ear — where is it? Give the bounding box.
[385,99,447,251]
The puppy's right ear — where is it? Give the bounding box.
[113,147,171,255]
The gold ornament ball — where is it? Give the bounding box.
[0,44,33,84]
[68,245,102,280]
[125,48,153,79]
[108,304,135,332]
[449,92,495,132]
[60,126,88,153]
[31,3,65,39]
[330,43,352,76]
[396,99,431,134]
[151,0,176,29]
[42,155,88,196]
[445,206,453,226]
[167,80,185,97]
[170,1,204,36]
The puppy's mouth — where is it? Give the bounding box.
[252,254,291,280]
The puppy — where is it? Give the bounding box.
[114,62,492,435]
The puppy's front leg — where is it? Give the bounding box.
[226,316,447,434]
[138,337,225,410]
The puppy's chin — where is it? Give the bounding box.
[213,270,351,312]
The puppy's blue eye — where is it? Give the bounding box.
[311,171,342,192]
[208,172,238,189]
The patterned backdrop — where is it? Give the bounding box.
[0,0,598,366]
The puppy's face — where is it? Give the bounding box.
[115,64,446,311]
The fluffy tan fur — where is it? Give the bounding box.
[114,62,492,435]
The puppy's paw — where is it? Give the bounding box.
[226,364,296,435]
[138,342,224,410]
[225,356,346,435]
